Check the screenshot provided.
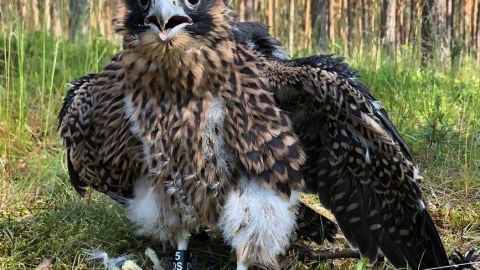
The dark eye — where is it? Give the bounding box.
[186,0,200,7]
[138,0,150,9]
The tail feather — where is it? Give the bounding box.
[379,210,451,270]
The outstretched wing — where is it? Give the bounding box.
[259,54,450,269]
[58,54,141,202]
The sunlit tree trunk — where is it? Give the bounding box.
[470,0,476,48]
[328,1,335,43]
[465,0,472,46]
[268,0,273,30]
[304,0,312,51]
[398,0,407,45]
[288,0,295,54]
[237,0,245,21]
[31,0,40,31]
[245,0,254,21]
[381,0,396,53]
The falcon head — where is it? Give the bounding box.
[115,0,236,50]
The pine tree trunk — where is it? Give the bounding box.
[268,0,273,29]
[305,0,312,51]
[69,0,90,41]
[381,0,396,53]
[312,0,327,51]
[274,0,279,37]
[31,0,40,31]
[289,0,295,54]
[460,0,465,41]
[245,0,254,21]
[433,0,449,63]
[470,0,476,48]
[238,0,245,22]
[476,0,480,53]
[328,1,335,43]
[399,0,407,45]
[361,0,368,41]
[449,0,455,41]
[421,0,434,65]
[339,0,346,42]
[410,0,417,42]
[347,0,354,56]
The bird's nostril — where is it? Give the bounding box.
[145,15,161,29]
[164,16,191,30]
[145,15,191,31]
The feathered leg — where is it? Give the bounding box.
[218,176,298,269]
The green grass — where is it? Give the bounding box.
[1,8,480,270]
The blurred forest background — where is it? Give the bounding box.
[1,0,480,63]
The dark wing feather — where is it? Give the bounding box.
[259,54,450,269]
[348,76,413,160]
[58,56,140,203]
[233,22,288,60]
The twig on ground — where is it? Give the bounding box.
[291,242,385,261]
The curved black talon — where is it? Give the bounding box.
[451,249,480,270]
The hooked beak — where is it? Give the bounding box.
[144,0,193,41]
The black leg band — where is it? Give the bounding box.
[173,250,192,270]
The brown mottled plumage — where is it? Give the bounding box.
[59,2,335,267]
[60,52,338,245]
[59,0,454,269]
[59,64,141,200]
[114,4,305,261]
